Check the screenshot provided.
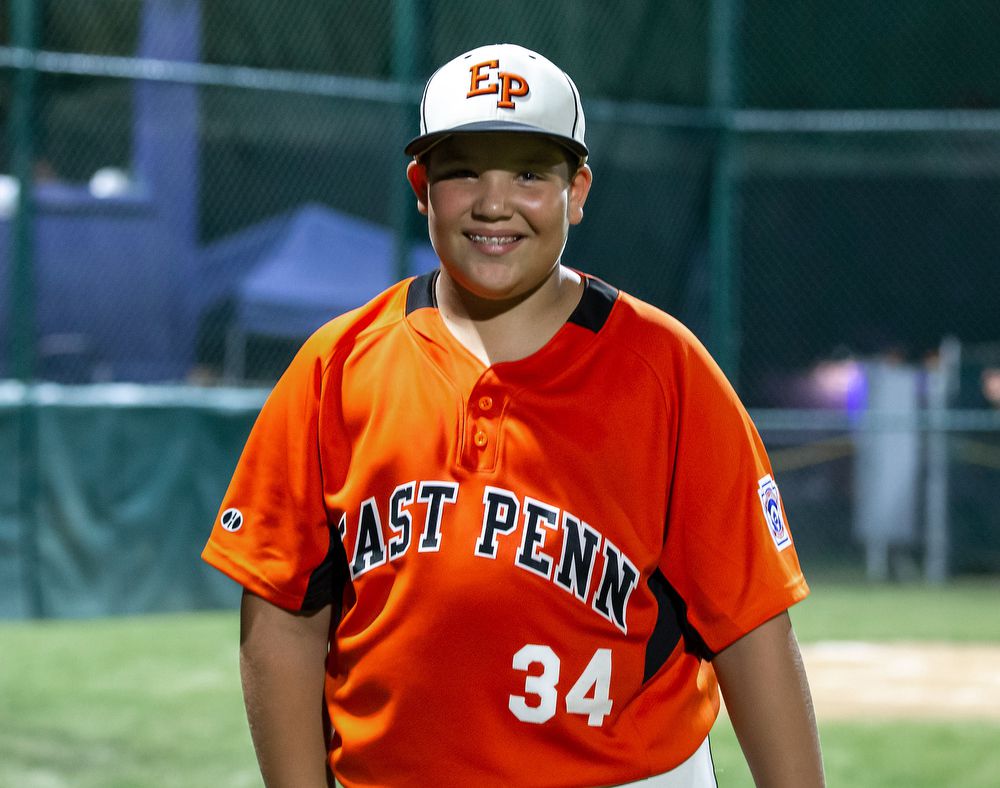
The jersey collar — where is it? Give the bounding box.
[405,270,618,334]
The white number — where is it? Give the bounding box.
[509,644,560,723]
[509,645,613,727]
[565,648,613,727]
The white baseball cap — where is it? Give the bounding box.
[405,43,587,160]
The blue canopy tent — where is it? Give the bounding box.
[208,203,438,379]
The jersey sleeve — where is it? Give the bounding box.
[659,332,808,656]
[201,336,345,612]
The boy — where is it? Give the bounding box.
[203,44,825,787]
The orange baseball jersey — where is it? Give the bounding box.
[202,271,808,788]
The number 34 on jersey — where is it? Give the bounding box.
[510,645,614,728]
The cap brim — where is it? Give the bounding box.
[405,121,588,159]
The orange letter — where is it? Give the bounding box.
[468,60,500,97]
[497,72,529,108]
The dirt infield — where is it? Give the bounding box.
[799,641,1000,720]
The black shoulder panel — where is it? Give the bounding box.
[405,271,438,315]
[568,276,618,333]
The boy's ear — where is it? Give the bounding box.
[406,160,430,216]
[567,164,593,226]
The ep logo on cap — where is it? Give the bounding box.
[467,59,529,108]
[405,43,588,161]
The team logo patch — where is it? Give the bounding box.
[757,475,791,551]
[220,508,244,533]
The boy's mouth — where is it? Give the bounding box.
[466,233,522,246]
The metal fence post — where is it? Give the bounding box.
[9,0,37,382]
[391,0,420,282]
[9,0,43,618]
[707,0,742,386]
[925,336,960,584]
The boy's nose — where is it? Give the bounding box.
[472,176,513,220]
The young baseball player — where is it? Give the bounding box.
[203,44,825,787]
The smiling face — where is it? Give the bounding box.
[407,133,592,304]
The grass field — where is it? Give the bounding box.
[2,579,999,787]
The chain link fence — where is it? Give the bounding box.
[1,0,998,594]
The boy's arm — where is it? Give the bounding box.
[240,590,333,788]
[712,611,826,787]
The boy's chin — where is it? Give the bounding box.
[445,270,548,305]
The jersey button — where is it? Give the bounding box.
[473,430,489,448]
[478,395,493,412]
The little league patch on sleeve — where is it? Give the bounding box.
[757,475,791,551]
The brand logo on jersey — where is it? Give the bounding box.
[467,60,529,109]
[757,475,790,551]
[220,508,244,532]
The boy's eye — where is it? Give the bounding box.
[518,171,542,182]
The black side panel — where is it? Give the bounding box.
[644,569,715,683]
[301,524,351,621]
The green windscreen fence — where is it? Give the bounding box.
[0,385,262,619]
[1,1,998,616]
[1,387,997,619]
